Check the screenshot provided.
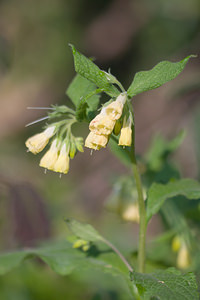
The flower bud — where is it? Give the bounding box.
[118,116,132,146]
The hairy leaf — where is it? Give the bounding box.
[69,45,119,97]
[127,55,195,98]
[131,268,198,300]
[146,179,200,223]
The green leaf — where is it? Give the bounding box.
[146,179,200,223]
[0,241,128,280]
[69,44,119,97]
[127,55,196,98]
[66,74,100,109]
[131,268,198,300]
[65,219,103,242]
[0,251,33,275]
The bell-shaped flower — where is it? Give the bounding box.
[177,243,191,269]
[25,126,56,154]
[39,139,60,171]
[53,143,70,174]
[118,116,132,146]
[122,204,140,223]
[89,108,115,135]
[106,93,126,120]
[85,132,108,150]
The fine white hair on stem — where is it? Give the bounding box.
[25,116,50,127]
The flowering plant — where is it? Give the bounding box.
[1,45,200,299]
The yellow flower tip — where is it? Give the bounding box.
[177,244,191,269]
[25,126,56,154]
[122,204,140,223]
[106,93,126,120]
[85,132,108,150]
[39,139,60,171]
[172,236,181,252]
[54,143,70,174]
[118,127,132,146]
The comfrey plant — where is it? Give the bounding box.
[1,45,200,299]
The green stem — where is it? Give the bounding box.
[128,101,146,273]
[132,151,146,273]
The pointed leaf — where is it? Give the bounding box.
[65,218,103,242]
[146,179,200,223]
[127,55,195,98]
[69,44,119,97]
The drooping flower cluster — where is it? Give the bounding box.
[85,93,132,150]
[25,122,83,174]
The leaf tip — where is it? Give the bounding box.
[68,43,76,54]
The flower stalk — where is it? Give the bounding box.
[129,107,146,273]
[132,151,146,273]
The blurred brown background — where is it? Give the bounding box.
[0,0,200,254]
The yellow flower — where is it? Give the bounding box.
[89,108,115,135]
[118,116,132,146]
[177,243,191,269]
[25,126,56,154]
[122,204,140,223]
[53,143,70,174]
[39,139,60,171]
[85,132,108,150]
[106,93,126,120]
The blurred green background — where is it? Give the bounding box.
[0,0,200,299]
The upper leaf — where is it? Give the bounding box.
[146,179,200,223]
[127,55,195,98]
[131,268,198,300]
[65,218,103,242]
[69,44,119,97]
